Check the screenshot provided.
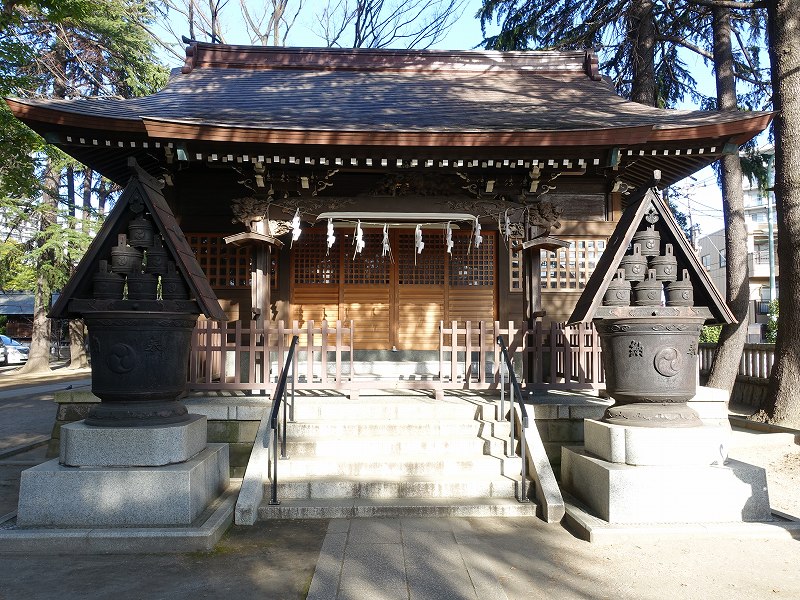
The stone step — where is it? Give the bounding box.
[271,475,520,500]
[285,420,483,438]
[277,454,512,478]
[288,399,484,421]
[257,497,538,519]
[282,435,492,458]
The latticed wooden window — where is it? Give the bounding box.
[343,231,390,284]
[293,230,340,285]
[186,233,278,289]
[398,231,446,285]
[449,231,494,287]
[508,237,523,292]
[541,238,606,289]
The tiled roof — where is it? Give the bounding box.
[7,45,768,136]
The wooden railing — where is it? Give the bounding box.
[438,320,604,390]
[699,342,775,380]
[189,319,353,392]
[188,318,603,393]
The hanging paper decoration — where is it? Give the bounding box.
[504,209,511,240]
[290,209,301,247]
[445,222,453,254]
[353,220,365,257]
[381,223,391,258]
[326,218,336,253]
[414,224,424,265]
[474,217,483,248]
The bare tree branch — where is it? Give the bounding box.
[686,0,766,9]
[315,0,465,49]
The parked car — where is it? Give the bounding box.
[0,334,29,364]
[0,338,6,366]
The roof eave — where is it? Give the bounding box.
[5,98,145,134]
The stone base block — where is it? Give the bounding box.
[60,414,208,467]
[16,444,229,528]
[687,386,731,427]
[584,419,730,466]
[561,447,770,524]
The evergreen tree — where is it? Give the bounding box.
[763,0,800,426]
[0,0,168,372]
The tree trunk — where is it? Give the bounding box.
[706,6,750,394]
[98,179,110,216]
[67,319,88,368]
[18,161,59,374]
[629,0,656,106]
[61,165,86,369]
[764,0,800,426]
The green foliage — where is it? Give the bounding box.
[0,316,7,335]
[0,238,36,291]
[477,1,770,111]
[664,192,693,241]
[765,299,778,344]
[478,0,702,107]
[0,0,166,296]
[700,325,722,344]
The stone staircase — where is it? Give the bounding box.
[257,392,539,519]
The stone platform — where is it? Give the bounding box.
[60,414,208,467]
[16,414,230,530]
[562,389,772,525]
[583,419,729,466]
[17,443,229,527]
[562,447,770,523]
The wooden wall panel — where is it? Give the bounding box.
[397,287,445,350]
[291,285,340,323]
[448,288,495,324]
[342,286,391,349]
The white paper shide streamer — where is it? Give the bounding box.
[290,209,301,246]
[382,223,391,257]
[414,224,424,254]
[445,222,453,254]
[326,218,336,253]
[353,220,365,257]
[414,224,424,265]
[474,217,483,248]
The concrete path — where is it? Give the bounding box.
[305,516,800,600]
[0,377,89,452]
[308,518,508,600]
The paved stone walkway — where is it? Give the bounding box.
[308,518,508,600]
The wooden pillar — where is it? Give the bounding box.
[224,228,284,389]
[517,234,569,384]
[251,245,271,328]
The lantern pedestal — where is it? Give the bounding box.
[16,439,229,528]
[16,416,229,528]
[560,388,771,524]
[561,447,771,524]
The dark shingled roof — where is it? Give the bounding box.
[7,44,769,136]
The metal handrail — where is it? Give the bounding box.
[268,335,299,506]
[497,335,530,503]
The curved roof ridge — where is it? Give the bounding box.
[180,40,600,78]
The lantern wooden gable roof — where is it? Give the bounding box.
[568,188,735,325]
[50,159,226,320]
[6,44,772,188]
